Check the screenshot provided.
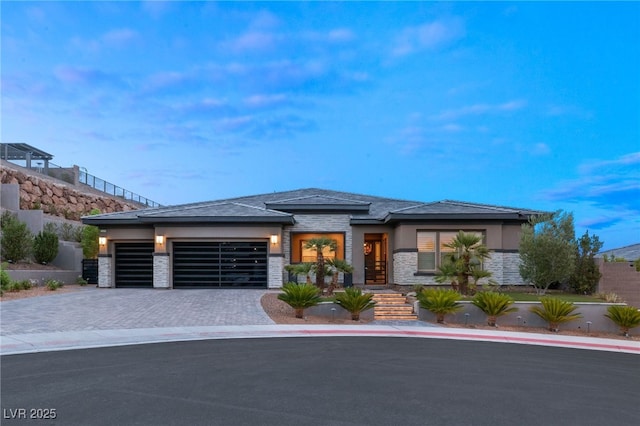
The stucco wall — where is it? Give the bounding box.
[598,261,640,306]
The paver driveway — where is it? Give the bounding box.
[0,288,274,335]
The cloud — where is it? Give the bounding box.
[542,152,640,229]
[70,27,140,53]
[102,28,139,46]
[53,66,126,87]
[224,31,278,52]
[243,93,290,109]
[531,143,551,156]
[392,17,465,57]
[546,104,593,119]
[431,99,527,120]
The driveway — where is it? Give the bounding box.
[0,288,274,335]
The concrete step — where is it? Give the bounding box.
[374,315,419,320]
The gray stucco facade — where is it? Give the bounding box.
[83,188,543,289]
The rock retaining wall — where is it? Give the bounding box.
[1,162,141,220]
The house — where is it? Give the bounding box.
[81,188,544,289]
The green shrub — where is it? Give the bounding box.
[529,297,582,332]
[1,262,12,291]
[45,279,63,291]
[472,291,518,326]
[277,282,322,318]
[0,212,33,262]
[9,281,22,292]
[19,280,32,290]
[418,288,463,323]
[76,275,88,286]
[33,230,59,264]
[334,287,376,321]
[605,305,640,337]
[81,225,100,259]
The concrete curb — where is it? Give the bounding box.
[2,324,639,356]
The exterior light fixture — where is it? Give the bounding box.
[98,237,107,246]
[155,235,165,245]
[270,234,278,245]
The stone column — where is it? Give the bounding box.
[153,253,170,289]
[98,254,113,288]
[268,255,284,288]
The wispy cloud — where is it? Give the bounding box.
[392,17,465,57]
[431,99,527,120]
[70,27,140,53]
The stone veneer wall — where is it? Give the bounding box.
[268,256,284,288]
[393,250,526,287]
[1,162,141,220]
[598,261,640,306]
[98,256,112,288]
[153,254,170,288]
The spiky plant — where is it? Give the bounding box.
[284,263,315,285]
[417,288,463,323]
[304,237,337,291]
[529,297,582,332]
[605,305,640,337]
[472,292,518,326]
[277,283,321,319]
[326,258,354,295]
[334,287,375,321]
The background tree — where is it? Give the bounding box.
[435,231,491,295]
[568,230,603,295]
[304,237,337,291]
[519,211,576,295]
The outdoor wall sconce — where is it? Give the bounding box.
[98,237,107,246]
[270,234,278,245]
[155,235,165,245]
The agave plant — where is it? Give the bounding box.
[277,282,321,319]
[605,305,640,337]
[472,291,518,326]
[417,288,463,323]
[529,297,582,332]
[335,287,376,321]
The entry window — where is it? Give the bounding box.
[290,233,344,263]
[417,231,484,272]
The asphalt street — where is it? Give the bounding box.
[2,337,638,426]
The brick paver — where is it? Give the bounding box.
[0,288,274,335]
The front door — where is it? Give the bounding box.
[364,233,387,284]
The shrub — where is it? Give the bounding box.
[45,279,63,291]
[81,224,100,259]
[417,288,463,323]
[529,297,582,332]
[9,281,23,292]
[19,280,32,290]
[33,230,59,264]
[0,212,33,262]
[605,305,640,337]
[1,262,12,291]
[335,287,376,321]
[76,275,88,286]
[596,292,620,303]
[277,282,321,318]
[472,291,518,326]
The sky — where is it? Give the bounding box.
[2,1,639,251]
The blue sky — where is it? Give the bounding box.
[2,1,639,250]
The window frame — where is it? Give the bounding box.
[416,230,485,273]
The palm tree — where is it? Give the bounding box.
[326,258,354,295]
[605,305,640,337]
[304,237,337,291]
[335,287,376,321]
[438,231,491,295]
[277,282,322,319]
[472,292,518,326]
[529,297,582,332]
[284,262,314,284]
[417,288,463,323]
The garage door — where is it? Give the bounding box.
[173,241,268,288]
[115,243,154,288]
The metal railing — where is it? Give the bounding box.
[78,170,161,207]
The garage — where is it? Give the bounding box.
[173,241,268,288]
[115,243,154,288]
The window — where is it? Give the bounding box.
[301,241,336,262]
[290,233,344,263]
[417,231,483,272]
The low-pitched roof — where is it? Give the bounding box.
[82,188,544,226]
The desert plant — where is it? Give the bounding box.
[529,297,582,332]
[304,237,337,291]
[8,281,22,292]
[605,305,640,337]
[326,258,354,295]
[334,287,376,321]
[596,292,620,303]
[76,275,88,286]
[435,231,491,295]
[284,263,314,285]
[277,282,322,318]
[418,288,463,323]
[19,280,32,290]
[568,230,603,295]
[81,225,100,259]
[0,212,33,262]
[33,230,59,264]
[1,262,12,291]
[45,279,63,291]
[472,291,518,326]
